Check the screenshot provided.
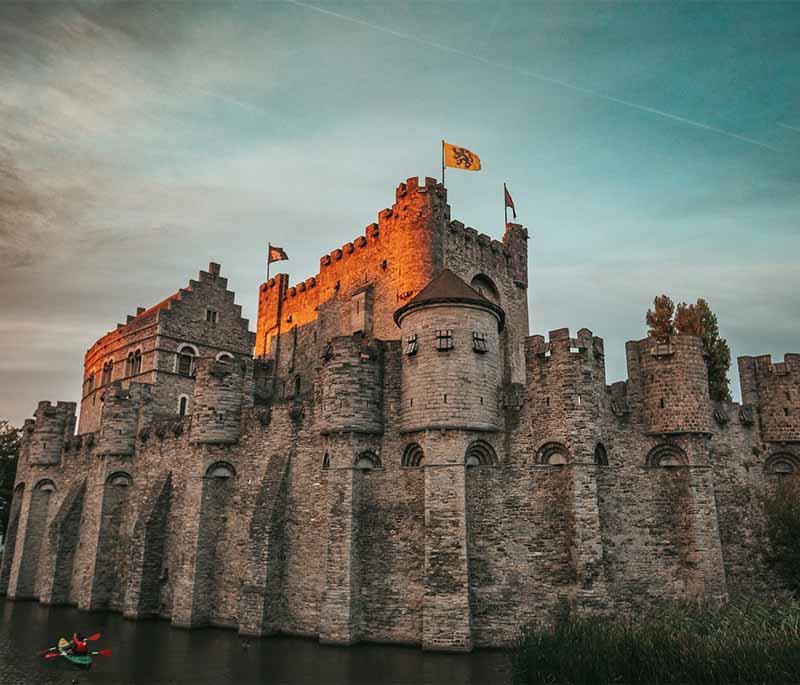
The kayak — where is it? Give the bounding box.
[56,637,92,669]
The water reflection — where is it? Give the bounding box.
[0,601,511,684]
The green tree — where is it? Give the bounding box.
[695,298,732,401]
[0,420,21,541]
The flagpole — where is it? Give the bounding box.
[441,140,445,186]
[266,242,271,282]
[504,183,508,226]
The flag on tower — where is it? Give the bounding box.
[504,183,517,220]
[268,244,288,263]
[442,142,482,171]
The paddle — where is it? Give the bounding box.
[38,632,102,655]
[43,648,111,660]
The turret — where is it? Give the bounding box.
[738,353,800,443]
[395,270,503,432]
[626,335,712,434]
[190,357,245,444]
[26,401,76,466]
[97,382,150,456]
[319,336,384,435]
[525,328,606,462]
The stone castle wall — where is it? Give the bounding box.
[2,176,798,652]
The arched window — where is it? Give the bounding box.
[205,461,236,479]
[470,274,500,305]
[646,444,688,467]
[293,375,302,398]
[34,479,56,492]
[177,395,189,416]
[14,482,24,494]
[765,453,799,475]
[86,373,95,394]
[465,440,497,467]
[176,344,198,377]
[133,349,142,375]
[102,360,114,386]
[106,472,133,487]
[322,452,331,469]
[215,352,234,362]
[125,351,134,376]
[354,451,381,470]
[594,443,609,466]
[538,442,570,465]
[402,443,424,467]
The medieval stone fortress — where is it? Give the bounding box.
[1,177,798,652]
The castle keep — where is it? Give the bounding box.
[2,176,798,651]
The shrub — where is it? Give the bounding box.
[764,478,800,592]
[511,598,800,684]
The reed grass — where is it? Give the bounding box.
[511,597,800,684]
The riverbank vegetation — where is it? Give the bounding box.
[511,597,800,684]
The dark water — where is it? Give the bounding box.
[0,601,511,685]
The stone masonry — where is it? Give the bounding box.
[2,176,798,651]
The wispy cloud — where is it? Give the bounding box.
[288,0,779,152]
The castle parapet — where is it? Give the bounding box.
[190,357,245,444]
[98,382,150,456]
[738,353,800,442]
[626,335,712,435]
[26,401,77,466]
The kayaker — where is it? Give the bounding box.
[66,632,89,656]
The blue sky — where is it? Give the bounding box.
[0,1,798,426]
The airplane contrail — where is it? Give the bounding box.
[779,123,800,134]
[287,0,778,153]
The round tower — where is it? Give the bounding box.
[394,269,504,433]
[27,401,76,466]
[319,335,384,435]
[190,357,245,444]
[98,382,148,456]
[525,327,607,463]
[627,335,712,434]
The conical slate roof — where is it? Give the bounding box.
[394,269,505,330]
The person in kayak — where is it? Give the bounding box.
[65,632,88,656]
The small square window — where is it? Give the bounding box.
[404,334,418,355]
[206,309,219,324]
[472,332,488,353]
[435,329,453,351]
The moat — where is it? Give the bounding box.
[0,600,511,684]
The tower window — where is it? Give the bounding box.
[178,395,189,416]
[176,345,198,377]
[404,334,418,355]
[472,332,488,353]
[660,398,666,409]
[205,309,219,324]
[435,329,453,351]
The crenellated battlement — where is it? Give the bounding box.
[739,352,800,442]
[526,327,604,361]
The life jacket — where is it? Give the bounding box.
[73,637,88,654]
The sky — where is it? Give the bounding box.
[0,1,798,427]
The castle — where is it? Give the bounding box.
[1,176,798,651]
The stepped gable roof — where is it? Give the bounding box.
[394,269,505,331]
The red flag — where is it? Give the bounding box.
[504,184,516,220]
[268,244,288,263]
